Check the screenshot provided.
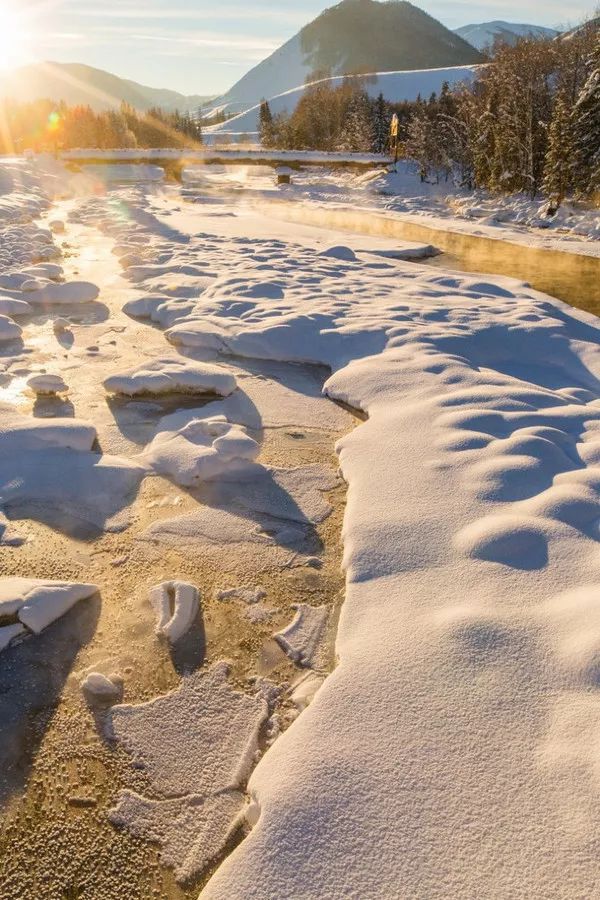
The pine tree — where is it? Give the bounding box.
[574,34,600,197]
[542,93,575,207]
[372,93,389,154]
[259,100,276,148]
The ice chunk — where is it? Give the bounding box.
[107,662,267,797]
[16,581,99,634]
[274,603,330,669]
[150,581,200,643]
[81,672,122,702]
[109,790,243,884]
[0,623,26,652]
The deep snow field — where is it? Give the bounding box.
[1,157,600,898]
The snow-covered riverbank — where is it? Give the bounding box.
[2,160,600,898]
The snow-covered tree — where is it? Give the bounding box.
[542,93,576,206]
[574,34,600,196]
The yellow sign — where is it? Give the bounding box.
[390,114,399,139]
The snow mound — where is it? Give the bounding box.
[0,315,21,342]
[23,280,99,305]
[27,374,69,395]
[140,414,260,486]
[103,357,237,398]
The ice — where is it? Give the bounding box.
[0,578,98,639]
[103,357,237,398]
[108,664,267,880]
[150,581,200,643]
[274,604,330,669]
[109,790,243,884]
[81,672,122,702]
[0,623,26,652]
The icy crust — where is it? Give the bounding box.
[108,664,267,882]
[0,578,98,649]
[103,357,237,398]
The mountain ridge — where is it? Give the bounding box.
[0,62,210,113]
[203,0,483,119]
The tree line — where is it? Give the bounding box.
[0,100,202,154]
[260,25,600,204]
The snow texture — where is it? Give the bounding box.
[103,357,237,398]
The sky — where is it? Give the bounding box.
[5,0,598,97]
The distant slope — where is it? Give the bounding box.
[0,62,210,113]
[204,66,480,142]
[454,21,558,51]
[203,0,483,119]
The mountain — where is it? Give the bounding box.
[204,66,479,142]
[203,0,483,119]
[454,21,559,52]
[0,62,211,113]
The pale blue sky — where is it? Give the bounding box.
[17,0,599,95]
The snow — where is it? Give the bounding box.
[103,357,237,398]
[23,280,100,305]
[150,581,200,643]
[454,21,558,51]
[1,156,600,895]
[0,315,21,342]
[27,374,69,395]
[139,414,260,486]
[0,578,98,641]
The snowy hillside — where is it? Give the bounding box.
[454,21,559,51]
[204,66,480,143]
[203,0,482,120]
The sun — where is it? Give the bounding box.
[0,5,30,70]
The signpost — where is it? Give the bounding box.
[390,113,399,172]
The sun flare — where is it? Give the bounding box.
[0,5,30,70]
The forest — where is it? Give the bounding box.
[0,101,202,154]
[260,24,600,203]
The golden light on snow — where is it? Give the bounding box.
[0,4,30,70]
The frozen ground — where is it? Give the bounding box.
[1,156,600,899]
